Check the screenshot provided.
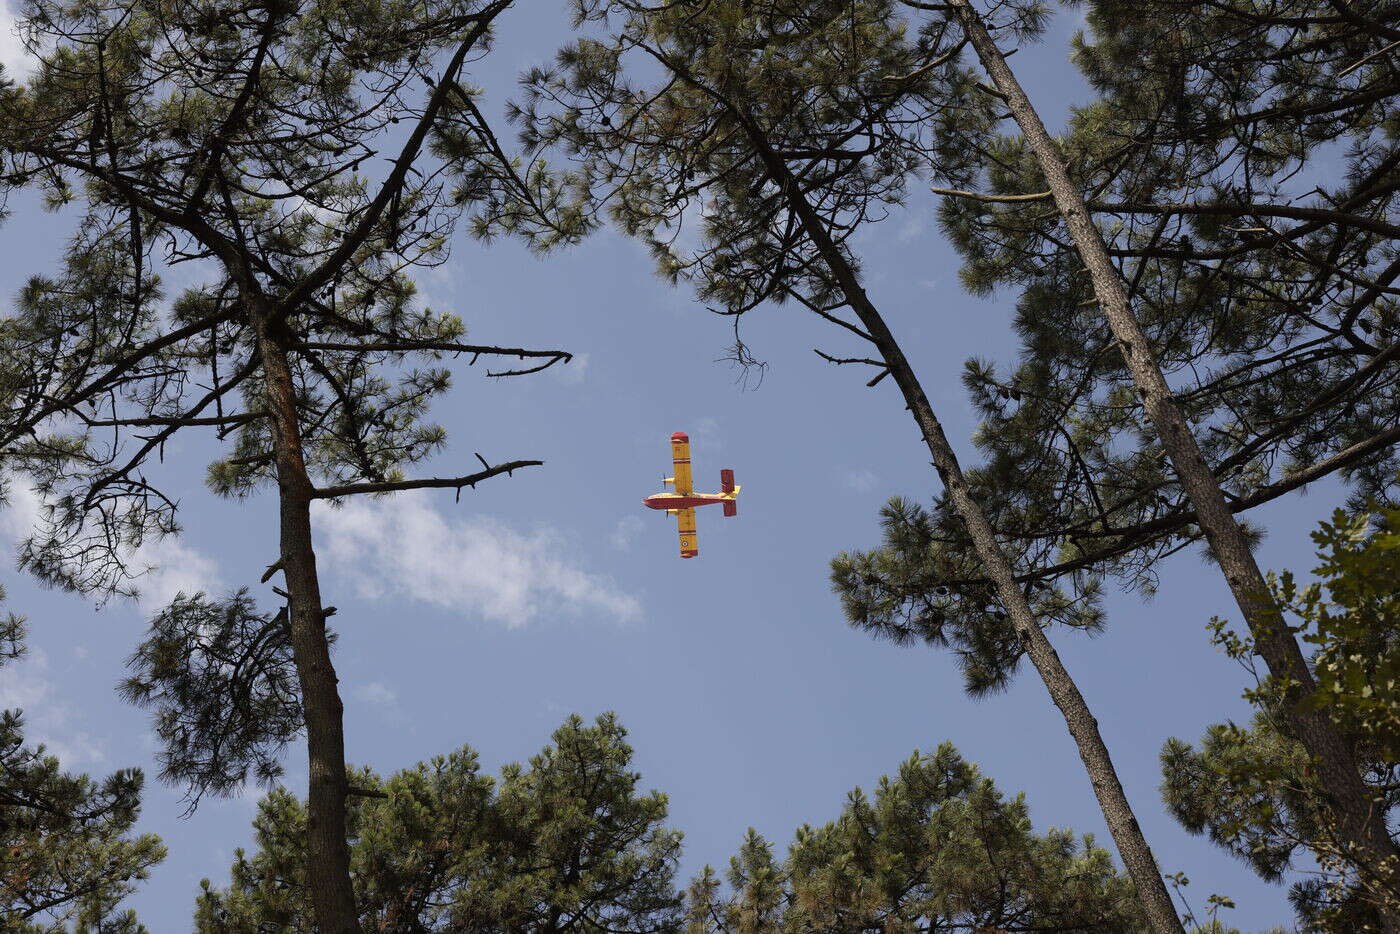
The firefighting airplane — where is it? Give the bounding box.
[642,431,740,558]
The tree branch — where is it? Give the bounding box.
[311,458,543,499]
[931,185,1051,202]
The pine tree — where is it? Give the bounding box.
[194,714,684,932]
[688,743,1148,933]
[1,606,165,932]
[888,0,1400,918]
[516,0,1183,927]
[0,0,583,927]
[832,0,1400,701]
[196,728,1150,933]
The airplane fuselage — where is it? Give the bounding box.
[642,492,733,510]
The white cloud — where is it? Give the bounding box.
[1,475,222,610]
[610,515,644,550]
[415,262,462,318]
[352,681,398,707]
[896,211,929,243]
[0,1,34,82]
[554,352,589,385]
[691,416,722,450]
[282,193,340,228]
[843,468,879,494]
[312,495,643,627]
[0,648,109,768]
[0,474,43,540]
[137,535,223,609]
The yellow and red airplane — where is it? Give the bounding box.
[642,431,740,558]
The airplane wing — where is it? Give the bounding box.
[670,432,693,495]
[675,507,698,558]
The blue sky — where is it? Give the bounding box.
[0,2,1358,930]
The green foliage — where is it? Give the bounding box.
[687,743,1147,932]
[119,590,313,807]
[1293,505,1400,760]
[1162,718,1314,884]
[1162,503,1400,931]
[518,0,997,348]
[0,609,165,932]
[200,724,1152,933]
[934,0,1400,535]
[194,714,684,932]
[832,496,1105,695]
[0,605,23,663]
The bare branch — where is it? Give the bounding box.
[814,348,885,367]
[931,185,1050,202]
[311,459,543,499]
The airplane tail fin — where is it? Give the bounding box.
[721,470,738,517]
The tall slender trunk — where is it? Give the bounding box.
[250,298,361,933]
[947,1,1400,920]
[870,328,1186,934]
[725,107,1187,934]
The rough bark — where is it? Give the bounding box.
[249,298,361,933]
[711,101,1189,933]
[947,0,1400,921]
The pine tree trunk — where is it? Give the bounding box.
[869,326,1187,934]
[947,1,1400,921]
[250,299,361,933]
[725,109,1187,934]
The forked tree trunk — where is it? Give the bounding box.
[250,298,361,933]
[947,1,1400,923]
[721,109,1188,934]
